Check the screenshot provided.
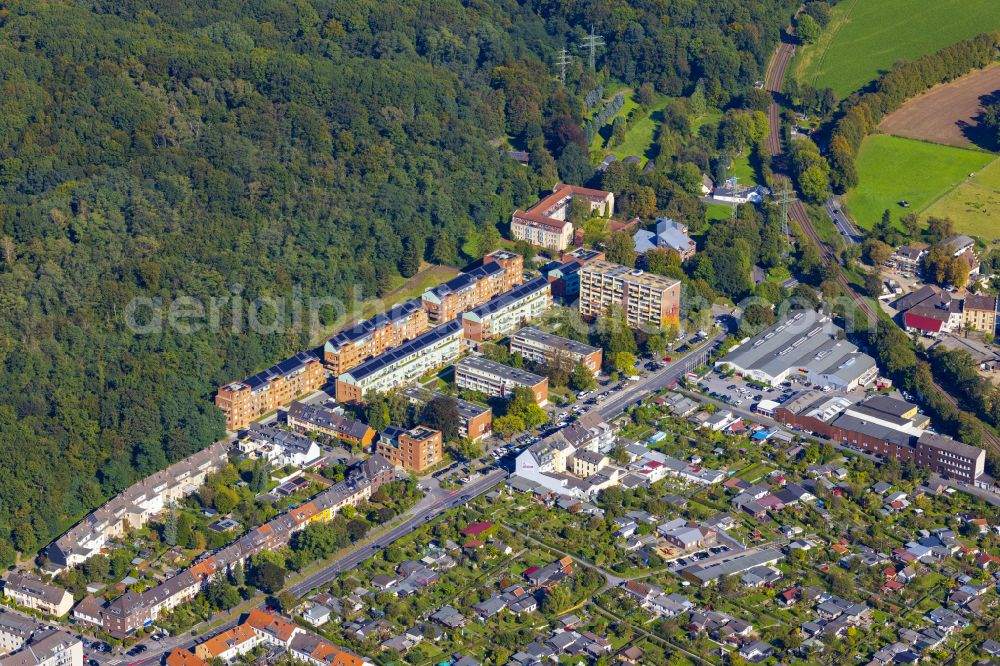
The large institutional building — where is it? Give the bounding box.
[215,352,325,432]
[774,392,985,483]
[511,184,615,251]
[716,313,877,390]
[579,261,681,330]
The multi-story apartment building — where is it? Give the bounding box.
[376,426,443,472]
[482,249,524,292]
[510,326,602,376]
[46,439,230,573]
[455,355,548,405]
[335,321,463,404]
[539,260,582,303]
[1,574,73,618]
[322,299,428,375]
[421,262,508,325]
[579,261,681,330]
[511,184,615,251]
[289,632,372,666]
[215,352,325,432]
[0,610,40,655]
[286,401,376,448]
[561,247,605,265]
[963,293,997,334]
[461,277,552,342]
[0,628,81,666]
[400,387,493,441]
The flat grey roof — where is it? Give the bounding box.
[682,548,783,583]
[456,355,546,386]
[511,326,598,356]
[719,313,874,382]
[918,432,984,461]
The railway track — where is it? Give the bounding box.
[761,40,1000,456]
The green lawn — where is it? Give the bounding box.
[923,155,1000,240]
[845,134,995,231]
[727,152,759,187]
[705,203,732,223]
[792,0,1000,98]
[603,95,673,162]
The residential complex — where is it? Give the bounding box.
[482,249,525,292]
[460,277,552,342]
[215,352,325,432]
[243,423,323,468]
[578,261,681,330]
[322,299,428,375]
[511,184,615,251]
[509,326,602,375]
[539,260,582,302]
[774,392,985,483]
[71,456,395,637]
[0,614,81,666]
[400,387,493,441]
[335,321,464,403]
[46,439,230,573]
[1,574,73,618]
[286,400,376,448]
[717,313,877,390]
[421,261,510,325]
[376,426,444,472]
[455,355,549,406]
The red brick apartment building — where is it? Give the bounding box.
[376,425,443,472]
[322,299,428,375]
[215,352,325,431]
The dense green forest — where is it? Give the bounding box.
[0,0,794,560]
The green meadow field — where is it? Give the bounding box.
[923,158,1000,240]
[792,0,1000,98]
[845,134,995,232]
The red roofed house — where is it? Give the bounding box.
[461,521,494,538]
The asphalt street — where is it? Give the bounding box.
[119,469,506,666]
[596,331,725,421]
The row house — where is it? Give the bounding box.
[72,456,395,637]
[1,574,73,617]
[46,439,229,573]
[286,401,376,448]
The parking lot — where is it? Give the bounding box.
[697,372,796,410]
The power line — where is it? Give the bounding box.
[579,26,605,71]
[555,48,572,85]
[772,179,798,254]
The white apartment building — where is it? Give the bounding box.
[335,320,463,403]
[461,277,552,342]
